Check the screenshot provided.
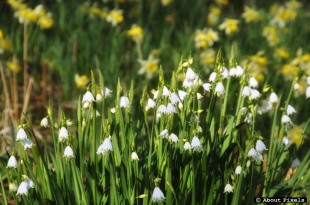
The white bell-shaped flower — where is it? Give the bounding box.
[191,136,203,152]
[120,96,130,108]
[96,138,113,155]
[203,83,212,92]
[178,90,188,101]
[209,72,217,82]
[269,92,278,104]
[242,86,251,97]
[224,184,234,193]
[59,127,69,142]
[131,152,139,161]
[183,142,192,150]
[16,128,27,141]
[64,146,74,159]
[152,187,165,202]
[40,117,48,128]
[7,156,18,168]
[23,139,34,150]
[235,166,242,175]
[255,140,267,152]
[215,82,225,96]
[286,105,296,115]
[249,77,258,88]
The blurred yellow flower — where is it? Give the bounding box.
[199,49,216,67]
[275,48,289,59]
[288,125,303,146]
[207,6,221,25]
[263,26,279,46]
[138,51,159,79]
[33,5,46,18]
[242,6,262,23]
[0,29,12,52]
[75,74,90,89]
[271,6,297,27]
[243,52,268,82]
[38,14,53,29]
[215,0,228,6]
[161,0,173,6]
[127,25,143,43]
[194,28,219,49]
[6,0,26,10]
[281,64,299,78]
[6,61,21,73]
[106,9,123,27]
[15,8,38,24]
[219,18,239,36]
[286,0,302,10]
[88,6,102,16]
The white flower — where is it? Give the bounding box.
[269,92,278,104]
[96,93,103,102]
[7,156,18,168]
[235,166,242,175]
[26,179,34,189]
[170,93,181,104]
[224,184,234,193]
[153,90,159,99]
[307,77,310,85]
[248,148,257,158]
[178,90,188,101]
[96,138,113,155]
[159,129,169,138]
[110,107,116,113]
[157,104,167,114]
[101,87,112,97]
[120,96,130,108]
[197,93,203,100]
[250,89,260,99]
[235,66,244,77]
[169,133,178,143]
[249,77,258,88]
[40,117,48,127]
[242,86,251,97]
[9,183,17,192]
[17,182,29,195]
[306,87,310,98]
[255,140,267,152]
[152,187,165,202]
[191,136,203,152]
[59,127,68,142]
[185,68,197,81]
[131,152,139,161]
[146,99,156,110]
[183,142,192,150]
[222,67,229,79]
[162,86,171,97]
[240,107,248,115]
[229,67,236,76]
[167,103,177,114]
[209,72,217,82]
[245,113,253,123]
[16,128,27,141]
[282,137,290,146]
[23,139,34,150]
[215,82,225,96]
[64,146,74,158]
[82,91,95,103]
[281,115,291,124]
[294,83,300,91]
[203,83,212,92]
[286,105,296,115]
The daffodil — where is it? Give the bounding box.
[138,52,159,79]
[194,28,219,49]
[106,9,123,27]
[127,25,143,43]
[75,74,89,89]
[242,6,262,23]
[219,18,239,36]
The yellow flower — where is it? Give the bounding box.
[288,125,303,146]
[6,0,27,10]
[6,61,21,73]
[106,9,123,27]
[207,6,221,25]
[285,0,302,11]
[88,6,102,16]
[271,6,297,27]
[127,25,143,43]
[38,14,53,29]
[263,26,279,46]
[199,49,216,67]
[161,0,173,6]
[33,5,46,18]
[281,64,299,78]
[242,6,262,23]
[275,48,289,59]
[219,18,239,36]
[75,74,90,89]
[15,8,38,24]
[215,0,228,6]
[243,52,268,81]
[0,29,12,52]
[138,51,159,79]
[194,28,219,49]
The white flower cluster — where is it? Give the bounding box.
[248,139,267,161]
[16,128,34,150]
